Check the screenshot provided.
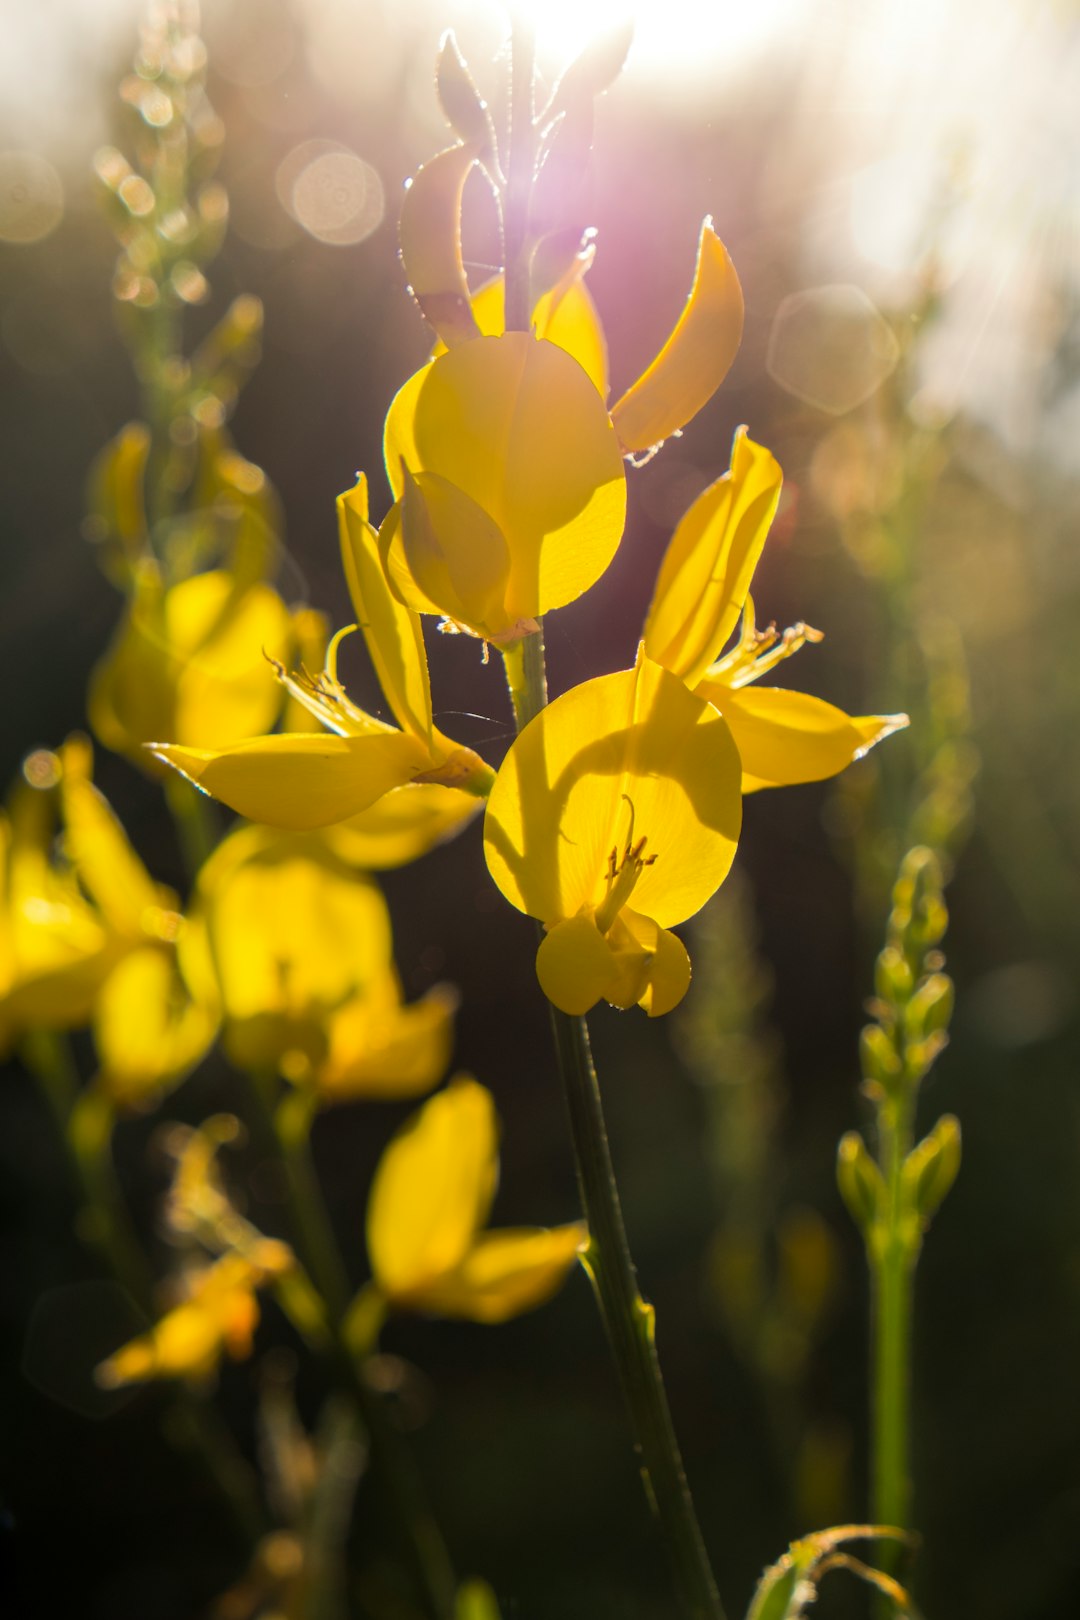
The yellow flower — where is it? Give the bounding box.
[191,822,453,1100]
[89,564,294,769]
[366,1077,585,1323]
[95,1241,294,1387]
[382,330,626,644]
[642,428,908,790]
[151,475,493,835]
[484,656,742,1017]
[92,936,218,1111]
[0,739,182,1051]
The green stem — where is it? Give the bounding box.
[504,21,536,333]
[249,1075,457,1620]
[871,1095,916,1536]
[165,772,218,881]
[21,1032,266,1548]
[550,1008,727,1620]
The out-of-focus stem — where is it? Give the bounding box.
[871,1094,916,1537]
[21,1031,266,1548]
[504,21,535,333]
[249,1074,457,1620]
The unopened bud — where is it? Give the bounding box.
[837,1131,886,1234]
[903,1114,961,1224]
[904,971,954,1042]
[860,1023,901,1091]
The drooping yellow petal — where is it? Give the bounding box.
[317,984,457,1103]
[193,826,394,1076]
[484,657,742,929]
[151,730,431,831]
[619,910,692,1017]
[609,221,744,453]
[58,735,165,937]
[416,1225,586,1323]
[399,142,483,347]
[698,684,909,793]
[326,784,482,869]
[643,430,783,686]
[399,468,513,639]
[337,474,434,746]
[535,913,620,1016]
[384,333,625,619]
[367,1077,498,1304]
[93,944,218,1108]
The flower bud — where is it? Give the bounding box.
[902,1114,961,1224]
[837,1131,886,1235]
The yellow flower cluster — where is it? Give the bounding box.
[145,136,904,1020]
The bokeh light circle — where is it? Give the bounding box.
[275,139,384,247]
[0,151,64,245]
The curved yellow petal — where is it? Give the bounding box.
[643,430,782,686]
[610,221,744,453]
[94,944,217,1108]
[399,142,482,347]
[535,913,620,1015]
[400,467,513,639]
[620,911,692,1017]
[58,735,164,936]
[702,684,910,792]
[416,1225,586,1323]
[151,730,431,830]
[431,266,608,396]
[337,474,433,745]
[385,333,625,618]
[318,985,457,1102]
[484,657,742,929]
[367,1076,498,1303]
[326,784,482,869]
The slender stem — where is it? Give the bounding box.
[165,772,218,881]
[871,1096,916,1535]
[248,1074,457,1620]
[550,1007,727,1620]
[504,21,536,332]
[20,1032,266,1548]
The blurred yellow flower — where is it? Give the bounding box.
[191,823,453,1100]
[0,739,182,1051]
[151,475,492,837]
[89,565,294,769]
[484,657,742,1016]
[95,1241,294,1388]
[643,428,908,791]
[366,1077,585,1323]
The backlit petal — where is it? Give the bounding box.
[384,333,625,618]
[58,735,164,936]
[326,784,481,869]
[701,684,910,792]
[432,268,608,395]
[317,985,457,1102]
[619,910,692,1017]
[643,430,782,686]
[610,221,744,453]
[367,1076,499,1302]
[535,913,620,1015]
[94,944,217,1108]
[417,1225,586,1323]
[151,730,431,830]
[338,474,434,744]
[484,657,742,928]
[399,142,483,347]
[400,467,513,638]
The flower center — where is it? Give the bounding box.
[595,796,657,935]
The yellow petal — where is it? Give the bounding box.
[58,735,163,937]
[194,827,394,1075]
[620,910,692,1017]
[416,1225,586,1323]
[400,467,513,639]
[609,220,744,453]
[385,333,625,618]
[535,913,620,1016]
[326,784,482,869]
[317,984,457,1102]
[94,944,217,1108]
[367,1076,498,1303]
[152,730,431,830]
[399,142,483,347]
[96,1302,227,1386]
[338,474,434,745]
[432,266,608,396]
[484,657,742,929]
[643,430,782,686]
[699,684,909,792]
